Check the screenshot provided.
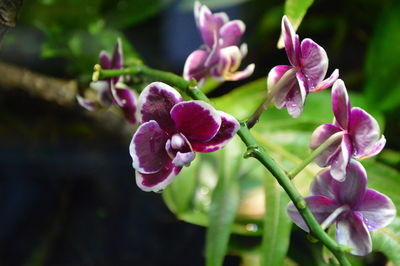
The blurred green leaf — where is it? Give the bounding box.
[364,160,400,207]
[277,0,314,48]
[44,28,139,76]
[179,0,250,11]
[371,217,400,265]
[104,0,173,28]
[260,175,292,266]
[213,78,266,120]
[21,0,102,30]
[18,0,140,76]
[379,149,400,169]
[206,150,240,266]
[163,137,265,235]
[162,155,199,214]
[364,4,400,111]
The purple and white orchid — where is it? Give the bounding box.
[129,82,239,192]
[310,79,386,181]
[183,1,255,85]
[77,39,137,124]
[287,160,396,256]
[267,16,339,118]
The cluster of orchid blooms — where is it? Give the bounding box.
[79,1,396,258]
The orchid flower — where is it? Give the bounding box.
[287,160,396,256]
[310,79,386,181]
[77,39,137,124]
[129,82,239,192]
[183,1,255,85]
[267,16,339,118]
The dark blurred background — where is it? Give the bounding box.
[0,0,399,265]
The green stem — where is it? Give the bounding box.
[287,131,345,179]
[97,65,351,266]
[97,65,210,103]
[237,124,350,266]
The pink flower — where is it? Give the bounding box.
[77,39,137,124]
[267,16,338,118]
[288,160,396,256]
[183,1,254,85]
[310,79,386,181]
[129,82,239,192]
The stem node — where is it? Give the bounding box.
[296,199,307,210]
[244,145,259,158]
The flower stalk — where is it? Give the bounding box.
[246,68,297,129]
[287,131,346,179]
[96,65,351,266]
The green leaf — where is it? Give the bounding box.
[214,78,266,120]
[363,160,400,208]
[21,0,103,31]
[205,150,241,266]
[277,0,314,48]
[104,0,173,29]
[371,217,400,265]
[364,4,400,111]
[179,0,250,11]
[162,140,263,237]
[260,174,292,266]
[162,155,199,214]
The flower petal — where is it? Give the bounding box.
[330,134,352,181]
[333,160,367,207]
[191,111,239,152]
[310,169,335,199]
[172,151,196,167]
[220,20,245,47]
[112,38,123,70]
[311,69,339,93]
[183,49,209,82]
[349,107,382,158]
[210,46,240,79]
[359,135,386,160]
[138,82,183,134]
[287,195,338,232]
[90,80,113,106]
[170,100,221,141]
[99,51,111,69]
[212,46,254,81]
[336,212,372,256]
[299,38,329,91]
[224,63,255,81]
[267,64,293,90]
[112,39,123,84]
[310,124,342,167]
[114,87,137,124]
[129,120,169,174]
[282,16,299,67]
[196,2,219,47]
[285,80,306,118]
[135,161,182,192]
[267,66,297,109]
[76,95,101,111]
[296,71,307,100]
[358,189,396,231]
[331,79,350,129]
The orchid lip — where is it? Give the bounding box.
[165,133,193,161]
